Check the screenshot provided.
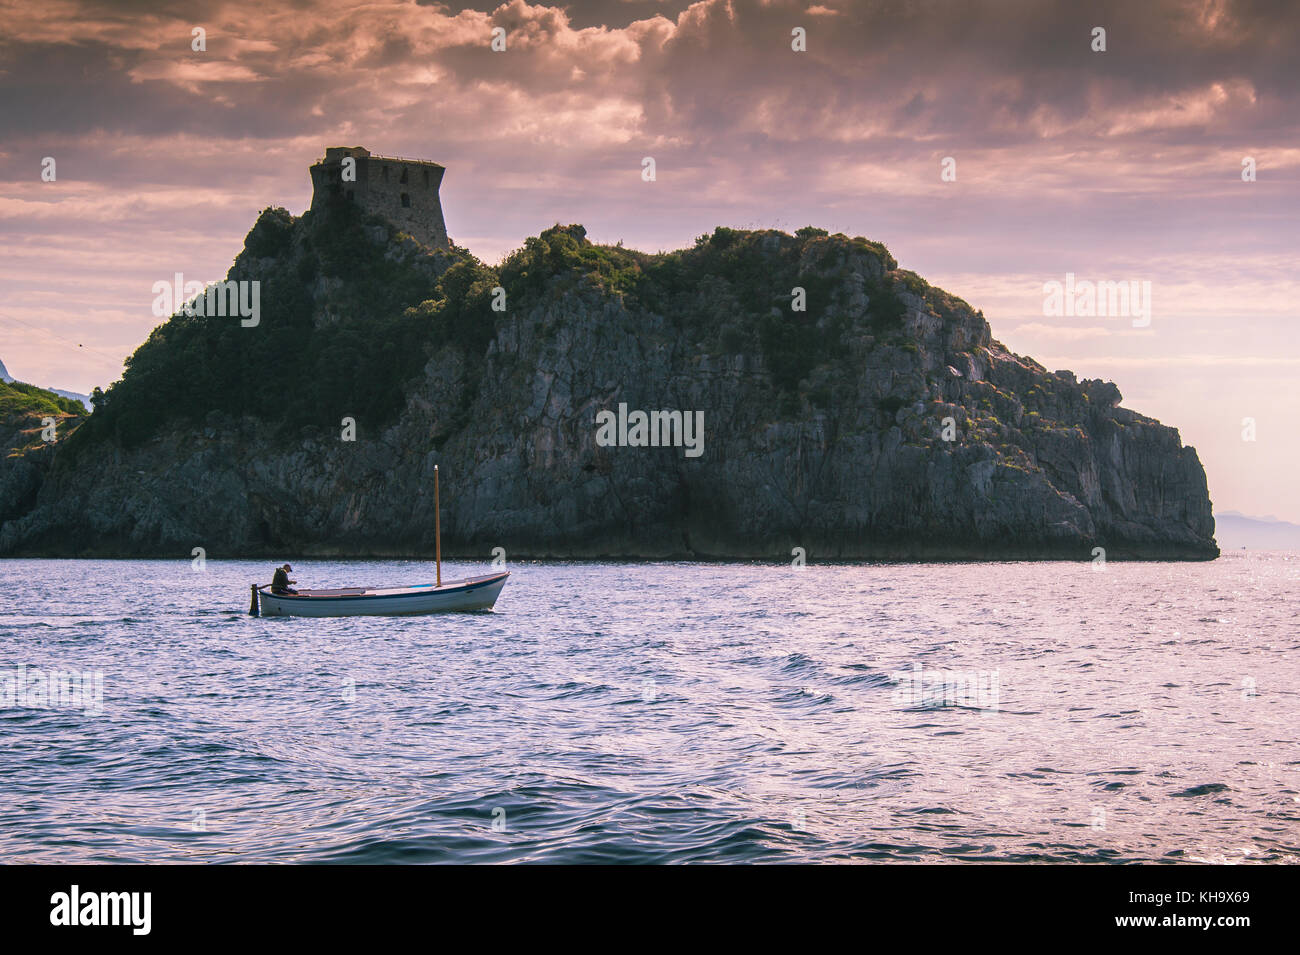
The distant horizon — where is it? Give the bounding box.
[2,0,1297,520]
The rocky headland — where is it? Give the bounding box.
[0,206,1217,560]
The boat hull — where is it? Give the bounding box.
[257,572,508,618]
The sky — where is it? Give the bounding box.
[1,0,1297,519]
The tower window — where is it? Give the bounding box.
[400,193,410,208]
[399,168,408,184]
[424,169,430,187]
[382,166,389,181]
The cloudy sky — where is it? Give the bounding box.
[1,0,1297,520]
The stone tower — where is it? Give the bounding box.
[309,146,450,250]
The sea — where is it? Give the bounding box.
[0,553,1296,864]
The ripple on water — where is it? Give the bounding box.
[0,555,1297,863]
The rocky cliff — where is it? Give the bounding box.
[0,208,1217,560]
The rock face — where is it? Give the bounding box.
[0,212,1217,560]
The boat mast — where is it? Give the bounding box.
[435,464,442,587]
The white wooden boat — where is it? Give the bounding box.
[248,465,508,618]
[254,571,508,617]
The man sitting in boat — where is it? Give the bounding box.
[271,563,298,595]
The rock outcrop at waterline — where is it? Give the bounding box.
[0,209,1217,560]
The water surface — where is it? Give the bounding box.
[1,554,1296,863]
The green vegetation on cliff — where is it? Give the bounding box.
[0,380,84,454]
[75,214,922,447]
[493,222,919,414]
[0,379,84,421]
[77,205,493,448]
